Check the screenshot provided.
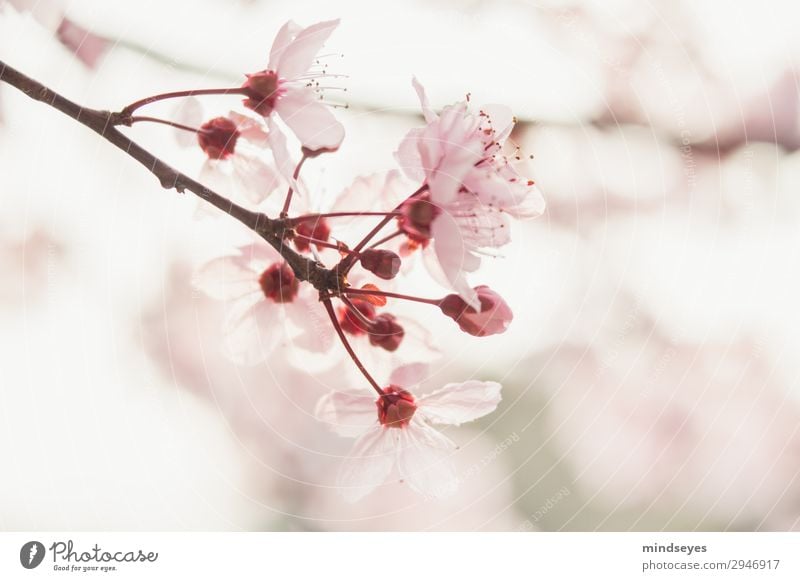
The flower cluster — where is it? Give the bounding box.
[120,19,543,500]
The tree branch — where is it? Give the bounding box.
[0,59,342,292]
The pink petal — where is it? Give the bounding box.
[411,77,437,123]
[193,255,259,300]
[276,88,345,151]
[506,183,546,219]
[331,172,399,213]
[389,363,430,388]
[315,391,377,437]
[231,153,281,204]
[222,299,281,365]
[337,426,396,502]
[391,318,442,363]
[426,131,483,205]
[228,111,270,147]
[268,20,303,71]
[419,380,502,426]
[464,168,544,220]
[266,118,294,181]
[396,423,457,498]
[479,104,514,142]
[284,293,335,353]
[446,192,512,249]
[431,214,481,309]
[56,17,109,68]
[173,97,203,148]
[394,127,426,182]
[276,19,339,80]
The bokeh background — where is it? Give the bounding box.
[2,0,800,531]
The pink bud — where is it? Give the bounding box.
[439,286,513,337]
[368,314,404,352]
[376,386,417,428]
[359,249,401,280]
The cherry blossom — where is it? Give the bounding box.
[241,19,345,155]
[193,244,332,365]
[395,78,545,308]
[316,365,502,501]
[173,101,281,209]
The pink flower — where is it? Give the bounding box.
[242,20,345,154]
[175,102,281,209]
[439,285,513,337]
[398,77,544,215]
[315,365,502,501]
[193,244,333,365]
[394,79,545,308]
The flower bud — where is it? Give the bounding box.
[368,314,404,352]
[359,249,401,280]
[439,286,513,337]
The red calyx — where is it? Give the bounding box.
[376,386,417,428]
[198,117,240,160]
[242,70,281,116]
[398,194,440,242]
[368,313,404,352]
[294,218,331,252]
[258,263,299,303]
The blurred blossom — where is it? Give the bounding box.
[540,337,800,529]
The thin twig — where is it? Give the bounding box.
[0,59,340,292]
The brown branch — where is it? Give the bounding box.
[0,59,342,292]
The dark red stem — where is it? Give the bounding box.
[121,87,250,116]
[342,287,442,306]
[321,298,383,396]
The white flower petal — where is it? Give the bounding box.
[396,423,458,498]
[389,363,430,388]
[412,76,437,123]
[431,215,481,309]
[315,391,377,437]
[231,153,281,204]
[277,19,339,81]
[480,103,514,142]
[393,318,442,363]
[173,97,203,147]
[228,111,271,147]
[394,127,426,182]
[268,20,302,71]
[222,298,282,365]
[276,88,345,151]
[284,293,335,353]
[337,425,395,502]
[193,255,258,300]
[419,380,502,426]
[267,118,294,182]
